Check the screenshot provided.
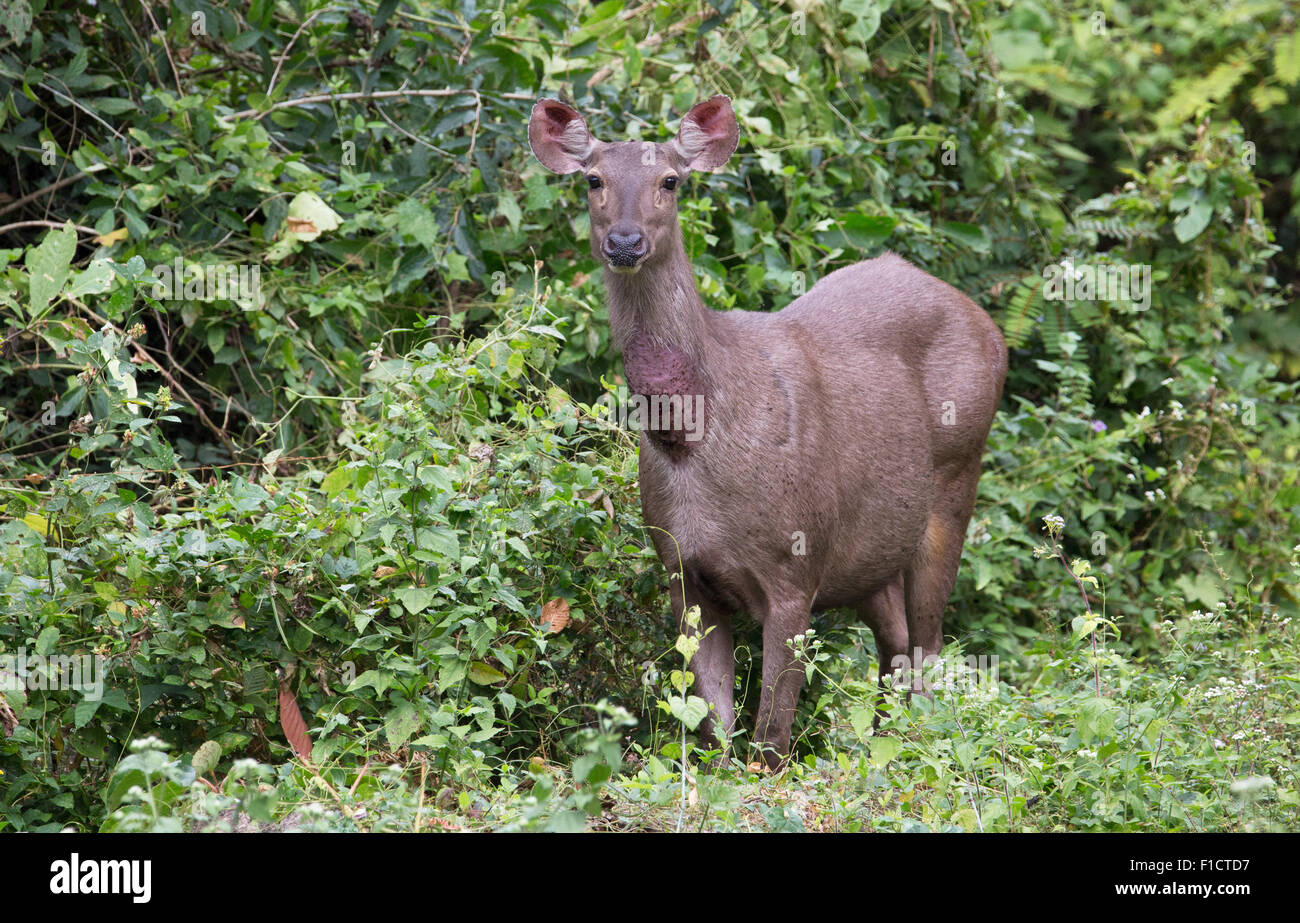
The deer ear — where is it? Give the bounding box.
[672,95,738,172]
[528,99,597,174]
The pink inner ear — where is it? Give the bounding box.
[541,104,577,138]
[691,101,728,136]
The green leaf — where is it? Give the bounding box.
[939,220,990,253]
[64,46,88,79]
[668,694,708,730]
[952,807,980,832]
[347,669,394,697]
[321,464,352,497]
[849,706,876,741]
[1,0,32,43]
[988,29,1046,70]
[74,697,102,728]
[1173,197,1213,243]
[66,258,114,298]
[1174,571,1223,608]
[26,222,77,316]
[815,212,896,251]
[496,193,522,233]
[868,735,901,767]
[384,699,421,749]
[35,626,60,655]
[414,527,459,561]
[93,96,138,115]
[394,586,436,615]
[191,740,221,776]
[842,0,883,44]
[230,30,263,52]
[444,251,470,282]
[468,661,506,685]
[396,198,438,249]
[1274,29,1300,85]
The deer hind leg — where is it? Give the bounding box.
[858,574,907,726]
[901,460,984,690]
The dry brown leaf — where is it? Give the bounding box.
[94,227,129,246]
[542,597,570,633]
[278,677,313,762]
[0,693,18,738]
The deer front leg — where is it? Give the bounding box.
[753,602,812,770]
[669,574,736,753]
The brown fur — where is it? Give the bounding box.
[529,97,1007,768]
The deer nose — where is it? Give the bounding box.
[602,228,647,266]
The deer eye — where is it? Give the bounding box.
[586,174,602,190]
[661,175,679,191]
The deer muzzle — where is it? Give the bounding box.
[602,228,647,270]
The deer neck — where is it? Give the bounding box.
[604,228,713,398]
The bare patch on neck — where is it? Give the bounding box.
[624,332,703,399]
[624,331,708,455]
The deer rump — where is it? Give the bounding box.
[528,95,1007,768]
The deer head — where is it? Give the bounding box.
[527,96,739,274]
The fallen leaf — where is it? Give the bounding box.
[542,597,570,633]
[279,677,313,762]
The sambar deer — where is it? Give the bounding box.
[528,96,1006,768]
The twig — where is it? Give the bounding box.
[373,104,454,157]
[584,11,708,88]
[140,2,185,100]
[23,76,127,144]
[227,87,481,121]
[267,7,330,98]
[0,220,99,237]
[347,760,372,796]
[464,91,483,166]
[0,167,106,216]
[0,145,148,218]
